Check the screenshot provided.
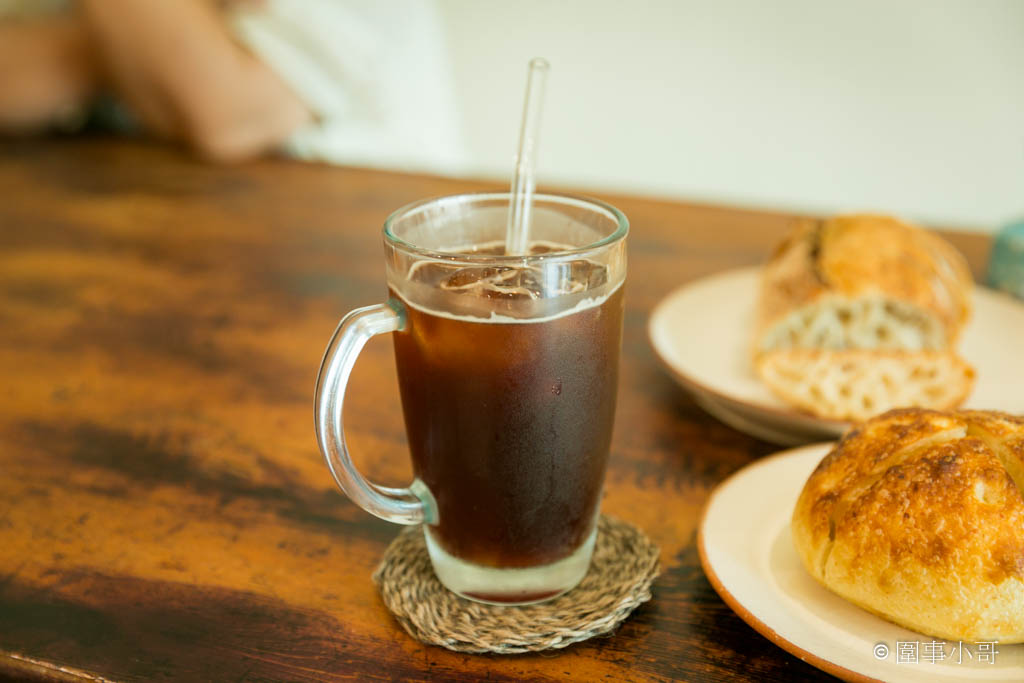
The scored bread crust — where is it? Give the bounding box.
[755,349,975,422]
[755,214,973,354]
[792,408,1024,643]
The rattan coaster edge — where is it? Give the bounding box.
[373,515,660,654]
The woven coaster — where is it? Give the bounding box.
[373,515,660,654]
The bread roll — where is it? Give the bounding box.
[792,408,1024,643]
[753,214,975,420]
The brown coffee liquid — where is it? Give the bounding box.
[391,244,623,569]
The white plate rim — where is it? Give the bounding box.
[696,444,876,683]
[649,266,1024,444]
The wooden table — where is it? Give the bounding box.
[0,139,990,682]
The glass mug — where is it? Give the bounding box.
[314,192,627,604]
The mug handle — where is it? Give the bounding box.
[314,300,436,525]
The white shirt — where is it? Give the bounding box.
[2,0,469,174]
[229,0,468,175]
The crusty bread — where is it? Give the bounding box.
[755,349,975,422]
[753,214,975,420]
[792,408,1024,643]
[756,214,973,354]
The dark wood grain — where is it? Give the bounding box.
[0,138,991,682]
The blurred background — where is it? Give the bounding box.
[439,0,1023,232]
[2,0,1021,231]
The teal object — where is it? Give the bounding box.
[988,219,1024,300]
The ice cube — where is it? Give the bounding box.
[441,266,510,290]
[408,260,462,286]
[535,260,607,295]
[434,259,607,300]
[440,266,542,300]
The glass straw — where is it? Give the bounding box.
[505,58,550,256]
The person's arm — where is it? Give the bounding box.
[79,0,311,162]
[0,16,98,133]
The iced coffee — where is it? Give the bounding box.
[315,192,627,604]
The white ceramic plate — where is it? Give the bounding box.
[649,266,1024,446]
[698,444,1024,682]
